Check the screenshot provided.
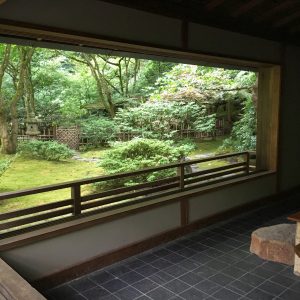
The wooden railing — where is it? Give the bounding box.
[0,152,250,239]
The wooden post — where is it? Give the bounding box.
[246,152,250,174]
[71,184,81,216]
[180,164,185,190]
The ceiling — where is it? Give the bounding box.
[101,0,300,45]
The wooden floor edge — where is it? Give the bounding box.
[30,184,300,291]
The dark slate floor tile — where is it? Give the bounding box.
[82,286,110,300]
[101,295,120,300]
[108,265,131,277]
[270,274,297,288]
[178,271,204,285]
[114,286,142,300]
[212,287,241,300]
[209,273,235,286]
[177,247,197,258]
[179,287,208,300]
[164,253,186,264]
[152,248,173,257]
[136,296,152,300]
[233,261,257,272]
[166,243,186,252]
[164,264,189,277]
[290,281,300,293]
[229,280,255,294]
[151,258,174,270]
[239,273,265,287]
[136,264,160,277]
[193,265,217,278]
[147,286,176,300]
[246,288,274,300]
[68,294,86,300]
[101,278,128,293]
[149,270,174,284]
[195,279,222,294]
[89,271,115,284]
[125,259,147,270]
[205,259,230,271]
[202,248,224,259]
[139,253,160,264]
[179,259,201,271]
[69,277,96,292]
[258,280,287,296]
[132,278,159,294]
[119,270,144,284]
[218,254,241,265]
[262,261,286,273]
[250,266,274,279]
[222,266,246,279]
[187,243,209,253]
[278,288,300,300]
[190,253,213,264]
[164,278,190,294]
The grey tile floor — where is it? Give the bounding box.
[44,196,300,300]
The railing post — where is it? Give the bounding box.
[71,184,81,216]
[246,152,250,174]
[179,164,185,190]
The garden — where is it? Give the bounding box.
[0,44,257,213]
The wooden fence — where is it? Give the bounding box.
[0,152,250,239]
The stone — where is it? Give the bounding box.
[250,224,296,266]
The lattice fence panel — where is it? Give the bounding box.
[56,127,80,150]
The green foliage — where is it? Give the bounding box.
[98,138,193,187]
[221,97,256,152]
[80,117,118,146]
[19,140,74,161]
[115,101,216,140]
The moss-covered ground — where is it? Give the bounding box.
[0,137,227,212]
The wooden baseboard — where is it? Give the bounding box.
[31,185,300,291]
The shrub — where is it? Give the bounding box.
[19,140,74,161]
[98,138,193,188]
[80,117,117,146]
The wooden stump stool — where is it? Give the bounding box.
[250,224,296,266]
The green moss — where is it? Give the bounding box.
[80,148,108,159]
[0,156,103,212]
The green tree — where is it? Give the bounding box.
[0,45,35,154]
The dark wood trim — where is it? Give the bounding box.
[0,171,275,251]
[0,20,278,68]
[31,182,300,291]
[276,43,287,193]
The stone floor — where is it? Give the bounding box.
[44,195,300,300]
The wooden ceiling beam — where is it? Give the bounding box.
[231,0,264,18]
[255,0,298,23]
[273,10,300,28]
[205,0,225,12]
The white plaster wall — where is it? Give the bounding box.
[0,0,182,48]
[188,23,282,63]
[189,175,277,222]
[1,202,181,280]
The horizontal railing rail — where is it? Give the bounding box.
[0,151,250,238]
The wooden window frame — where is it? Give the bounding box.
[0,22,281,248]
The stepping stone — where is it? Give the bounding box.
[250,224,296,265]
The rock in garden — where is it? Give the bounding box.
[250,224,296,265]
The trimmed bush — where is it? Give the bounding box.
[19,140,74,161]
[98,138,193,188]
